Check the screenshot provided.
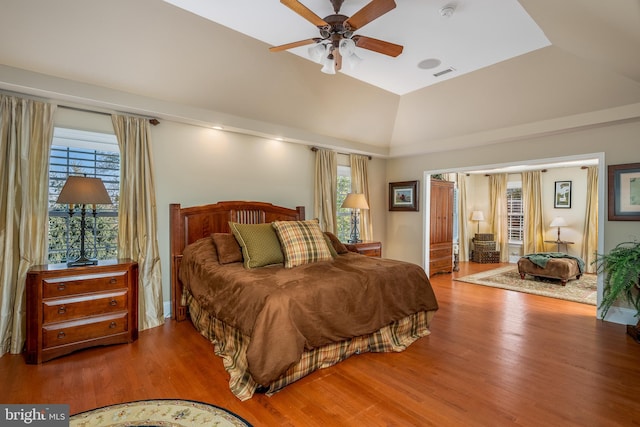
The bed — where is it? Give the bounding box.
[170,201,438,400]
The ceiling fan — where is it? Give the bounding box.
[269,0,403,74]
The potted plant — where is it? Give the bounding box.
[595,241,640,343]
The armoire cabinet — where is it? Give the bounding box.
[429,179,454,276]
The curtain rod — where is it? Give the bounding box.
[310,146,372,160]
[58,105,160,125]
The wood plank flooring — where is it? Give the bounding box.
[2,261,639,426]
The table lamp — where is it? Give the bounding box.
[341,193,369,243]
[549,216,567,242]
[57,176,112,266]
[471,211,485,234]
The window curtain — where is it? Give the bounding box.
[313,149,337,234]
[489,174,509,262]
[522,171,546,254]
[111,114,163,330]
[582,166,598,273]
[0,95,55,356]
[350,154,372,241]
[457,173,470,262]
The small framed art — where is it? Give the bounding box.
[389,180,419,211]
[554,180,572,209]
[608,162,640,221]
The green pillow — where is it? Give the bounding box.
[229,222,284,269]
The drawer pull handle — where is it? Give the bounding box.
[109,278,117,284]
[109,299,117,306]
[58,284,66,291]
[57,331,66,339]
[109,322,117,329]
[58,306,66,314]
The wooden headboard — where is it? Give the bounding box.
[169,201,305,321]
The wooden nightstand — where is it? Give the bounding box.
[349,241,382,257]
[26,259,138,364]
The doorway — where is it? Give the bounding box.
[423,152,605,316]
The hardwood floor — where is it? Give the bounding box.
[2,261,639,426]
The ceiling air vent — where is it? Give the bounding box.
[433,67,456,77]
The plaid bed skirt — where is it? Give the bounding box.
[184,289,435,401]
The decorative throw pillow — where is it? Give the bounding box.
[324,231,349,254]
[272,219,334,268]
[229,222,284,269]
[211,233,243,264]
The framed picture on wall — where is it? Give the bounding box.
[389,181,419,211]
[554,181,572,208]
[608,162,640,221]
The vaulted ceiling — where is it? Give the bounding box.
[1,0,639,157]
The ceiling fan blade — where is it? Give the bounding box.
[280,0,328,27]
[353,35,403,57]
[269,38,319,52]
[344,0,396,31]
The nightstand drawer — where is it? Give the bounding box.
[42,312,128,349]
[43,291,128,323]
[43,271,127,298]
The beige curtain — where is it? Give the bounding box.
[457,173,470,262]
[350,154,373,241]
[489,174,509,262]
[0,95,55,356]
[112,114,164,330]
[582,166,598,273]
[522,171,546,254]
[313,149,337,233]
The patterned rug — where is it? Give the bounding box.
[455,266,598,305]
[70,399,252,427]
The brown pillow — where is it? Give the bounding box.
[324,232,349,254]
[211,233,243,264]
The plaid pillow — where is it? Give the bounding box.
[272,220,334,268]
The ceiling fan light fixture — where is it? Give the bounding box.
[344,52,363,70]
[339,38,362,70]
[338,38,355,56]
[321,56,336,74]
[308,43,327,63]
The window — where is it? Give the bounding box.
[336,165,351,242]
[507,182,523,243]
[48,128,120,264]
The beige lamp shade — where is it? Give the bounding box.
[341,193,369,210]
[550,216,568,241]
[471,211,485,221]
[471,210,484,234]
[549,216,567,228]
[57,176,112,206]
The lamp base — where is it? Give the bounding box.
[67,257,98,267]
[347,238,362,244]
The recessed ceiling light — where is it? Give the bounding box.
[418,58,442,70]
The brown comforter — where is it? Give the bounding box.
[180,237,438,385]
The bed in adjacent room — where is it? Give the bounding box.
[170,201,438,400]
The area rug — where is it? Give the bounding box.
[455,266,598,305]
[70,399,252,427]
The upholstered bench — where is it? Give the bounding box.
[517,256,583,285]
